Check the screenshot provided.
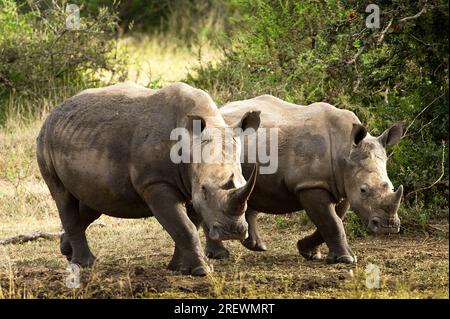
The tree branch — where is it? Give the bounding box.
[0,231,62,245]
[377,17,394,45]
[349,3,430,64]
[406,141,446,198]
[403,93,445,138]
[399,5,428,23]
[347,43,366,65]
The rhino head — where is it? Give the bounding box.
[343,122,404,234]
[187,111,261,241]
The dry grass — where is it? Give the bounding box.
[119,34,221,87]
[0,35,448,299]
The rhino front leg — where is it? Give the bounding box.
[298,189,355,264]
[297,199,350,261]
[241,209,267,252]
[143,184,210,276]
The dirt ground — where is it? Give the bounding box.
[0,213,448,299]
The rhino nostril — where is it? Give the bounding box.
[209,225,221,241]
[237,223,248,234]
[368,218,380,233]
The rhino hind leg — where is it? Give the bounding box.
[297,199,350,261]
[297,235,322,261]
[60,232,72,260]
[60,203,101,262]
[45,181,95,267]
[167,245,183,271]
[241,210,267,252]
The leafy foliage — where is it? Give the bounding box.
[0,0,127,121]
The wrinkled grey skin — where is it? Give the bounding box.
[36,82,260,276]
[198,95,404,264]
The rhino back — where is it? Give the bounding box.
[37,82,221,216]
[221,95,360,210]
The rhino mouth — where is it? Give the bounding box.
[367,216,400,234]
[207,222,248,241]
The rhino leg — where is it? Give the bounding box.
[298,189,355,264]
[167,245,184,271]
[38,155,96,267]
[297,199,350,261]
[241,209,267,252]
[53,190,97,267]
[60,203,101,262]
[143,184,210,276]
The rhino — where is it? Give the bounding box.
[36,82,261,276]
[198,95,404,264]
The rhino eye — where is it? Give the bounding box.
[360,185,369,193]
[201,139,212,145]
[221,178,235,190]
[201,186,208,199]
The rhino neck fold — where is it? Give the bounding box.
[177,163,193,200]
[329,129,346,202]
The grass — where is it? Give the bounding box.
[118,33,221,87]
[0,34,448,299]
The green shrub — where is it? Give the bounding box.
[0,0,127,122]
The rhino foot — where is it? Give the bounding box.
[168,259,181,272]
[60,233,96,267]
[325,254,356,264]
[180,264,211,276]
[60,233,72,260]
[205,239,230,259]
[168,249,211,276]
[297,239,322,261]
[299,249,322,261]
[241,237,267,252]
[205,246,230,259]
[71,252,97,268]
[169,259,211,276]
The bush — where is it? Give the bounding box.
[188,0,449,228]
[73,0,238,43]
[0,0,127,122]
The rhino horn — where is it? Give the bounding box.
[386,185,403,211]
[393,185,403,204]
[227,164,258,215]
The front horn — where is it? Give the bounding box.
[227,164,258,215]
[394,185,404,205]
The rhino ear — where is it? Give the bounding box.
[378,122,404,147]
[185,114,206,136]
[233,111,261,131]
[351,123,367,147]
